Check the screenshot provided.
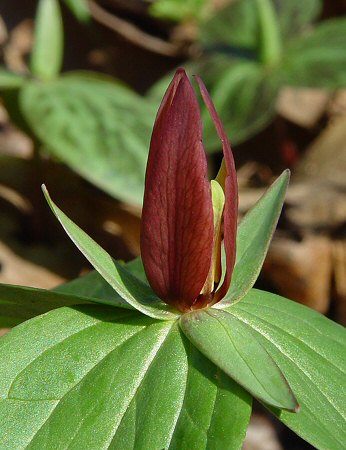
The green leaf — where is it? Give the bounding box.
[30,0,63,80]
[0,69,25,89]
[54,270,134,303]
[0,275,138,328]
[124,257,148,283]
[0,258,148,328]
[63,0,90,22]
[198,59,280,149]
[200,0,259,52]
[200,0,321,52]
[0,283,88,328]
[43,186,179,320]
[0,305,251,449]
[55,258,148,301]
[230,289,346,449]
[20,72,155,205]
[255,0,282,65]
[149,0,207,22]
[195,0,323,145]
[282,18,346,89]
[217,170,289,307]
[180,308,298,411]
[274,0,322,42]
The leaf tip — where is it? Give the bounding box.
[280,388,300,413]
[41,184,58,219]
[41,184,51,204]
[282,168,291,181]
[293,402,301,413]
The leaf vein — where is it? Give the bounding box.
[232,306,346,376]
[105,321,176,448]
[21,322,147,445]
[7,310,136,399]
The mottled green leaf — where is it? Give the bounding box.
[0,305,251,449]
[200,0,322,49]
[180,308,297,411]
[200,0,259,52]
[217,170,289,307]
[30,0,63,80]
[200,0,321,51]
[230,289,346,449]
[43,186,179,320]
[198,59,280,149]
[274,0,321,42]
[282,18,346,89]
[20,73,156,205]
[195,0,323,145]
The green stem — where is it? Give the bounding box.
[255,0,282,65]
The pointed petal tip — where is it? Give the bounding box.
[170,68,189,89]
[175,67,188,77]
[173,69,197,99]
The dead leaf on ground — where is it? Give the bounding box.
[327,89,346,120]
[263,235,332,314]
[0,240,65,288]
[293,115,346,187]
[243,414,282,450]
[285,182,346,231]
[277,87,330,128]
[3,18,33,74]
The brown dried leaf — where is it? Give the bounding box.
[263,235,332,313]
[0,241,64,288]
[277,87,330,128]
[293,115,346,187]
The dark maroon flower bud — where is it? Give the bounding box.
[141,69,238,312]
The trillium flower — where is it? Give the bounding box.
[42,68,302,417]
[141,69,238,312]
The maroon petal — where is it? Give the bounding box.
[195,76,238,300]
[141,69,214,311]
